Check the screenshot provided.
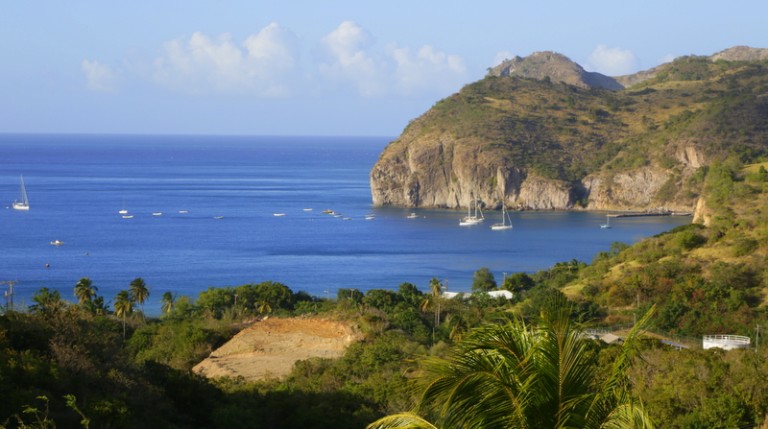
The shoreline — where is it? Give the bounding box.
[608,212,693,218]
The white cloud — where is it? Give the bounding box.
[88,21,467,99]
[587,45,639,76]
[82,59,118,92]
[389,44,467,94]
[318,21,467,97]
[152,23,300,96]
[318,21,383,96]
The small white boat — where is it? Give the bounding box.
[118,209,128,215]
[273,213,286,217]
[213,216,224,220]
[49,239,64,246]
[303,208,313,212]
[459,196,484,226]
[179,210,189,214]
[600,215,612,229]
[406,213,419,219]
[365,214,375,220]
[491,205,513,230]
[122,215,134,219]
[152,212,163,216]
[12,175,30,211]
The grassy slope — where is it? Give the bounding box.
[566,160,768,336]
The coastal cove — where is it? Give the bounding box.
[1,134,690,315]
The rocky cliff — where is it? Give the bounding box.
[370,138,693,212]
[371,47,768,214]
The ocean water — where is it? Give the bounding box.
[0,134,690,314]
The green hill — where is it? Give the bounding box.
[370,48,768,213]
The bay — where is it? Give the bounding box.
[0,134,690,315]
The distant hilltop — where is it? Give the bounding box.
[487,51,623,90]
[487,46,768,90]
[370,46,768,217]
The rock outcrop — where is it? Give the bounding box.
[710,46,768,62]
[488,51,623,90]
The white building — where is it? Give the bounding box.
[702,335,751,350]
[442,290,514,300]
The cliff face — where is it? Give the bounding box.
[370,136,694,211]
[371,47,768,213]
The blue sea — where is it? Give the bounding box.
[1,134,690,315]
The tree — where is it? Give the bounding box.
[74,277,97,305]
[420,278,444,344]
[129,277,149,318]
[129,277,149,306]
[471,267,497,292]
[420,278,443,324]
[161,291,175,316]
[114,290,134,339]
[502,272,535,294]
[363,289,401,313]
[253,281,293,311]
[30,287,64,314]
[369,296,655,429]
[256,300,272,315]
[397,282,423,307]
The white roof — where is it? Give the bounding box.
[442,290,514,299]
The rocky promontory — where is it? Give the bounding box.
[370,47,768,214]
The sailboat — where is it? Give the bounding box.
[600,214,612,229]
[459,195,484,226]
[491,205,513,230]
[12,175,30,211]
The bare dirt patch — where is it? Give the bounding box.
[193,317,360,381]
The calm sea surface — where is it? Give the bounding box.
[1,134,690,314]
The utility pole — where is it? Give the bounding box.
[633,291,640,327]
[2,281,17,311]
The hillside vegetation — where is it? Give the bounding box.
[568,160,768,337]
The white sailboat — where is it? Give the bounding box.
[459,196,484,226]
[600,214,612,229]
[12,175,30,211]
[491,205,513,230]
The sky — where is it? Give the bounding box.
[1,1,766,137]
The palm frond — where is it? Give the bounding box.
[598,403,655,429]
[367,412,439,429]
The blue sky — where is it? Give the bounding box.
[1,1,766,136]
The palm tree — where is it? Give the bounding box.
[161,291,175,316]
[30,287,64,314]
[420,278,443,343]
[420,278,443,325]
[257,300,272,315]
[129,277,149,318]
[74,277,97,305]
[114,290,134,339]
[369,297,655,429]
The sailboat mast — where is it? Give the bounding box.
[20,176,28,204]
